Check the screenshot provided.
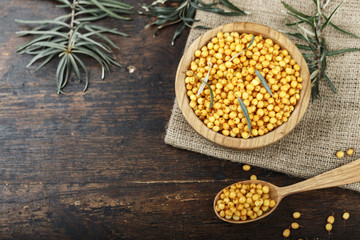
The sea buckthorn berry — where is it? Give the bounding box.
[292,212,301,219]
[346,148,354,156]
[336,151,345,158]
[327,215,335,224]
[242,164,251,171]
[291,222,300,229]
[283,229,290,238]
[342,212,350,220]
[250,175,257,180]
[325,223,332,232]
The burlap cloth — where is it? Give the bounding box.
[165,0,360,192]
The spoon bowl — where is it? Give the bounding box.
[214,157,360,223]
[214,180,282,224]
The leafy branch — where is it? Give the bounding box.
[16,0,133,94]
[139,0,248,45]
[281,0,360,100]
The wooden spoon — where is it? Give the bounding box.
[214,157,360,224]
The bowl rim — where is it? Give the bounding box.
[175,22,311,150]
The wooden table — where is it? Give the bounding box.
[1,1,359,239]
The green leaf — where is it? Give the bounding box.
[101,0,133,9]
[235,94,251,138]
[328,21,360,39]
[71,47,110,71]
[72,54,90,92]
[77,13,108,22]
[86,24,129,36]
[68,53,81,80]
[17,34,57,52]
[56,54,68,93]
[34,54,56,72]
[321,2,343,30]
[16,30,68,38]
[15,19,69,27]
[286,11,314,26]
[285,20,305,26]
[197,62,212,96]
[219,0,246,15]
[296,44,313,51]
[171,22,187,46]
[89,0,131,20]
[326,48,360,56]
[32,41,67,51]
[76,33,112,52]
[323,72,337,94]
[26,49,62,68]
[255,70,273,96]
[281,1,311,19]
[83,25,120,49]
[190,1,244,16]
[204,81,214,110]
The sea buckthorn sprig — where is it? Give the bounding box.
[185,31,302,138]
[282,0,360,100]
[140,0,247,45]
[16,0,133,94]
[215,182,276,221]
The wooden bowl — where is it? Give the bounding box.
[175,22,311,150]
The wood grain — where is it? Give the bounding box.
[0,1,360,239]
[175,22,311,150]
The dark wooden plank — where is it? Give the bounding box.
[0,0,359,239]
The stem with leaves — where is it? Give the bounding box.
[139,0,248,45]
[282,0,360,100]
[16,0,133,94]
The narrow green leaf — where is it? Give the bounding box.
[86,24,129,36]
[255,70,273,96]
[285,20,305,26]
[323,72,337,93]
[83,26,120,49]
[89,0,131,20]
[15,19,69,27]
[77,13,108,22]
[16,30,67,38]
[72,54,90,92]
[281,1,311,19]
[33,41,67,51]
[56,55,68,93]
[197,62,212,96]
[204,81,214,110]
[76,33,112,52]
[68,53,81,80]
[235,94,251,138]
[328,21,360,39]
[101,0,133,9]
[326,48,360,56]
[71,47,109,70]
[26,49,62,68]
[63,58,71,88]
[296,44,312,51]
[321,2,343,30]
[34,54,56,72]
[194,25,211,30]
[17,34,57,52]
[171,22,187,46]
[219,0,246,15]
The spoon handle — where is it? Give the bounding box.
[280,157,360,197]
